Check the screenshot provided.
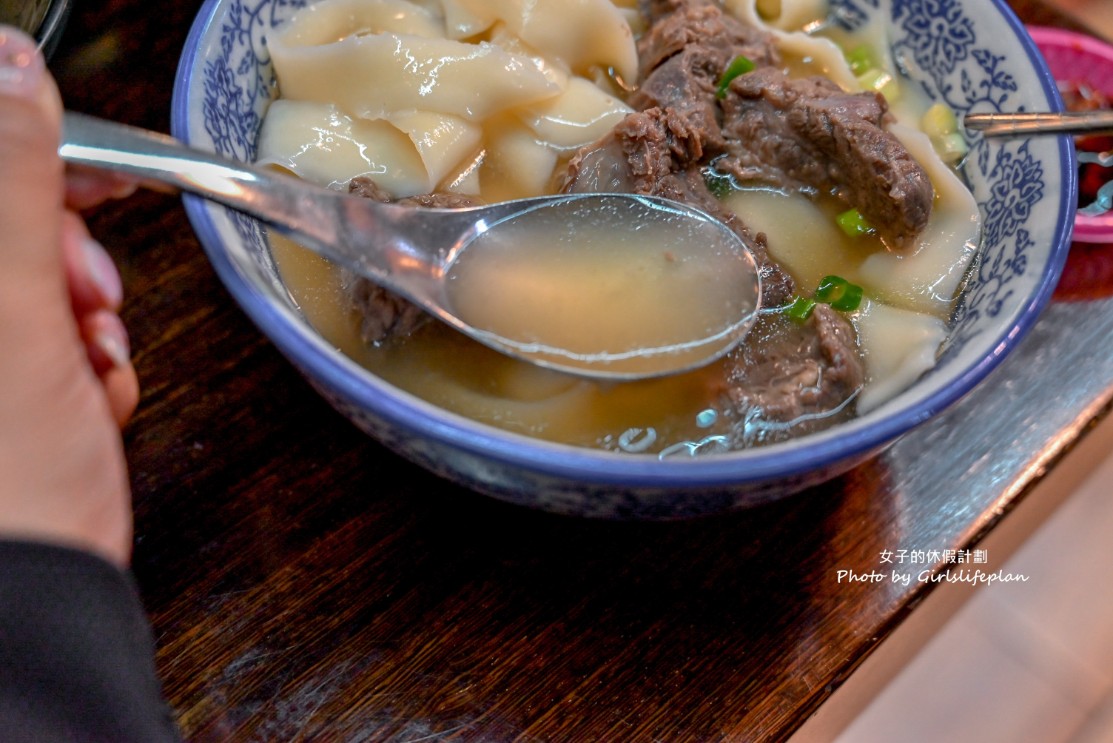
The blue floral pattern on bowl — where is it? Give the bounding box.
[832,0,1069,357]
[170,0,1074,518]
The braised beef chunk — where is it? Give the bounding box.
[344,278,429,345]
[718,67,933,247]
[393,191,480,210]
[342,178,480,344]
[635,0,777,80]
[632,0,933,249]
[628,0,777,156]
[348,176,392,202]
[717,304,863,446]
[348,177,479,210]
[560,131,638,193]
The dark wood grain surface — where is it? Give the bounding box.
[48,1,1109,740]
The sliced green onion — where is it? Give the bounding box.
[920,104,968,164]
[831,283,864,311]
[716,55,756,99]
[814,275,848,303]
[856,67,901,102]
[845,45,876,76]
[784,276,865,320]
[783,295,817,322]
[836,207,875,238]
[815,275,864,312]
[933,131,969,164]
[921,102,959,139]
[703,166,736,198]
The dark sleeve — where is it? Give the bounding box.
[0,540,180,742]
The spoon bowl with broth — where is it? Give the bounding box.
[61,112,761,381]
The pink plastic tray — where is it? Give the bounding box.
[1028,26,1113,244]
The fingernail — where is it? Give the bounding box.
[83,236,124,308]
[0,26,44,97]
[94,319,132,369]
[110,179,139,200]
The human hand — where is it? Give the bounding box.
[0,27,139,567]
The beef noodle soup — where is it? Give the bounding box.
[257,0,981,456]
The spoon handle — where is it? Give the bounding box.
[58,112,437,290]
[964,110,1113,136]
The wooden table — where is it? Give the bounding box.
[50,1,1112,740]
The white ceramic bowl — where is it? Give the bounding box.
[171,0,1075,518]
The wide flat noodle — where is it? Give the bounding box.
[853,301,946,414]
[269,7,562,120]
[439,0,491,40]
[772,32,860,90]
[384,110,483,190]
[724,0,828,32]
[516,77,634,152]
[273,0,444,42]
[256,100,429,196]
[479,116,560,200]
[264,0,641,200]
[441,0,638,81]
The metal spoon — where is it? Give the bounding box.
[60,112,761,381]
[964,109,1113,137]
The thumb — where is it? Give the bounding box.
[0,27,72,368]
[0,27,133,566]
[0,27,65,294]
